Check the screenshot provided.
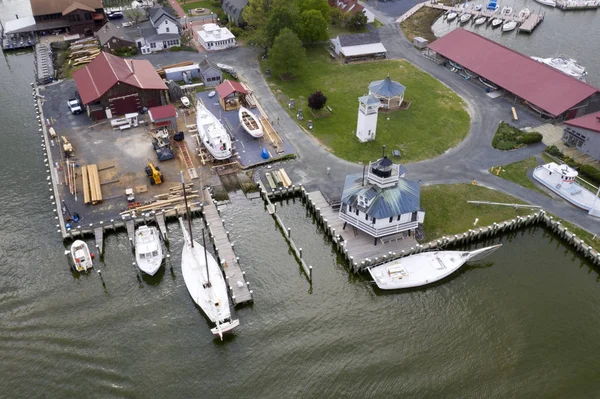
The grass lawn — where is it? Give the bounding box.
[400,7,443,43]
[421,184,532,242]
[550,215,600,253]
[491,156,547,195]
[263,48,470,163]
[372,19,385,29]
[327,23,367,39]
[179,0,222,14]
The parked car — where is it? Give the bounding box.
[107,11,124,19]
[67,98,82,114]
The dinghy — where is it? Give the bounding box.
[238,107,263,138]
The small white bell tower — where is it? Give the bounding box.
[356,95,380,143]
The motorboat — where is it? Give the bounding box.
[459,13,472,23]
[534,0,556,6]
[502,21,517,31]
[446,11,458,21]
[71,240,93,272]
[533,163,600,216]
[178,173,239,340]
[474,16,487,25]
[486,0,499,10]
[196,101,232,160]
[474,4,483,10]
[208,90,216,98]
[518,7,531,18]
[501,5,513,14]
[491,18,503,27]
[449,60,463,70]
[238,106,264,138]
[531,56,587,81]
[368,245,503,290]
[135,225,164,276]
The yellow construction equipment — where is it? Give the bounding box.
[145,162,163,185]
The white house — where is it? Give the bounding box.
[339,156,425,244]
[132,7,181,54]
[330,32,386,62]
[196,23,236,51]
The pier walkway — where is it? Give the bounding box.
[202,188,252,306]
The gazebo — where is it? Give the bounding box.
[368,76,406,110]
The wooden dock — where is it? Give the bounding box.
[174,140,198,180]
[125,219,135,248]
[518,13,544,33]
[94,227,104,256]
[156,211,168,241]
[201,188,252,306]
[429,3,525,23]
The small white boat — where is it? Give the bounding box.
[502,21,517,31]
[501,5,513,14]
[531,56,587,81]
[238,106,264,138]
[459,13,472,23]
[534,0,556,6]
[368,245,503,290]
[208,90,216,98]
[135,225,164,276]
[474,4,483,10]
[479,76,499,90]
[71,240,93,272]
[474,16,487,25]
[447,12,458,21]
[196,101,232,160]
[518,7,531,18]
[491,18,503,27]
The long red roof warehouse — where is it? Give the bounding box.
[565,111,600,133]
[427,28,598,117]
[73,52,167,105]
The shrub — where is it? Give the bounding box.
[169,46,182,52]
[545,145,563,158]
[579,165,600,186]
[519,132,543,144]
[308,91,327,111]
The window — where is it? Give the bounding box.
[355,208,359,216]
[411,211,418,222]
[397,215,401,221]
[165,20,168,24]
[389,216,393,223]
[372,217,376,224]
[150,42,156,48]
[85,13,91,20]
[365,213,368,221]
[166,27,170,32]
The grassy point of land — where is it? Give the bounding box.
[400,7,443,43]
[262,48,470,163]
[421,184,531,242]
[491,156,548,195]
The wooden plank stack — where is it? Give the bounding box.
[81,164,103,204]
[69,38,101,67]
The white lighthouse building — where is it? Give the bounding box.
[356,95,380,142]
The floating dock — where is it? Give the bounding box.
[556,0,599,9]
[518,13,544,33]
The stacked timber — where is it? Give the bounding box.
[154,184,197,200]
[69,38,101,67]
[81,164,103,204]
[120,194,200,217]
[279,168,292,188]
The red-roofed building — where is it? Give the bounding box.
[328,0,375,23]
[30,0,105,36]
[216,80,247,111]
[563,111,600,160]
[427,29,600,121]
[73,52,168,119]
[148,104,177,130]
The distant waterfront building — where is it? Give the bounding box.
[562,111,600,160]
[356,95,380,142]
[368,76,406,110]
[339,156,425,245]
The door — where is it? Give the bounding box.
[109,93,140,116]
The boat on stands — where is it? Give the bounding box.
[238,106,263,138]
[459,13,472,23]
[474,16,487,25]
[491,18,503,27]
[196,101,232,160]
[518,7,531,18]
[71,240,93,272]
[533,163,600,216]
[447,11,458,21]
[368,245,503,290]
[178,173,239,339]
[135,225,164,276]
[531,56,587,81]
[534,0,556,6]
[502,21,517,31]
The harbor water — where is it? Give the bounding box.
[432,0,600,86]
[2,2,600,396]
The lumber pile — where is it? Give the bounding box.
[120,194,200,216]
[69,38,101,67]
[81,164,103,205]
[154,184,197,200]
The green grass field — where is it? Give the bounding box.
[179,0,221,14]
[491,156,547,195]
[263,48,470,163]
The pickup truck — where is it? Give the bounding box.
[67,98,82,114]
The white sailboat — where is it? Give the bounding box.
[447,12,458,21]
[502,20,517,31]
[459,13,472,23]
[534,0,556,6]
[518,7,531,18]
[71,240,93,272]
[474,16,487,25]
[368,244,502,290]
[196,101,232,160]
[500,5,513,14]
[238,106,264,138]
[179,172,239,339]
[491,17,503,27]
[135,225,164,276]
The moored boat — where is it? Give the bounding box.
[71,240,93,272]
[474,4,483,10]
[518,7,531,18]
[534,0,556,6]
[196,101,232,160]
[447,11,458,21]
[135,225,164,276]
[531,56,587,81]
[368,244,503,290]
[501,5,513,14]
[502,21,517,31]
[491,18,503,27]
[238,106,264,138]
[459,13,472,23]
[474,16,486,25]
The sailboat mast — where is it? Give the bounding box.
[180,171,194,247]
[202,228,211,287]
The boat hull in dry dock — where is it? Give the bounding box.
[196,102,232,160]
[238,106,264,138]
[368,245,502,290]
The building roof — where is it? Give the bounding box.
[148,104,177,121]
[359,95,381,106]
[3,16,36,35]
[222,0,249,22]
[565,111,600,133]
[30,0,102,16]
[197,23,236,43]
[341,43,386,57]
[369,76,406,98]
[149,7,180,27]
[216,79,247,98]
[428,29,598,117]
[73,52,167,105]
[96,22,134,46]
[199,57,219,75]
[341,173,421,218]
[338,32,381,47]
[62,1,95,15]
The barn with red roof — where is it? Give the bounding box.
[427,29,600,121]
[73,52,168,119]
[563,111,600,160]
[215,79,248,111]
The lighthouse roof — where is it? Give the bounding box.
[369,76,406,98]
[359,95,380,105]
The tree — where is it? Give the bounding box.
[299,0,331,22]
[266,7,300,47]
[242,0,287,49]
[300,10,328,45]
[180,30,193,48]
[123,8,147,25]
[329,7,345,25]
[349,11,368,31]
[308,91,327,111]
[269,28,306,78]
